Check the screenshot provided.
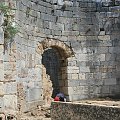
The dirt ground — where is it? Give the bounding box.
[20,98,120,119]
[20,106,51,120]
[75,98,120,107]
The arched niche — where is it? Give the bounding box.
[37,38,74,104]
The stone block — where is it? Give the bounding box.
[109,85,120,94]
[86,73,93,79]
[93,61,100,66]
[71,94,88,101]
[62,31,79,36]
[44,29,51,35]
[99,66,108,73]
[71,74,79,80]
[92,79,103,86]
[0,82,4,96]
[62,87,73,95]
[26,88,43,102]
[67,66,79,74]
[76,48,89,54]
[72,86,89,95]
[77,61,86,67]
[0,14,4,25]
[79,73,85,80]
[89,86,101,95]
[0,69,4,80]
[79,80,87,85]
[104,78,116,85]
[43,21,49,29]
[36,18,43,28]
[77,54,88,61]
[4,82,17,94]
[0,54,4,61]
[57,0,64,5]
[72,24,79,31]
[112,47,120,54]
[71,42,82,51]
[105,53,115,61]
[101,86,110,94]
[49,22,64,31]
[101,40,112,47]
[4,95,17,110]
[0,97,4,110]
[34,81,42,88]
[18,68,28,78]
[80,18,93,25]
[67,74,72,80]
[64,23,73,31]
[66,80,80,87]
[97,47,108,54]
[41,13,51,21]
[102,73,107,79]
[38,5,46,13]
[63,11,73,18]
[93,73,102,80]
[76,35,86,41]
[79,66,90,73]
[59,36,68,42]
[54,30,62,36]
[0,31,4,44]
[0,45,3,54]
[98,35,110,41]
[86,36,98,41]
[0,63,3,70]
[68,61,76,66]
[99,54,105,61]
[99,31,105,35]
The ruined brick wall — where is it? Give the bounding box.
[14,0,120,113]
[0,11,4,114]
[0,6,17,119]
[3,42,17,117]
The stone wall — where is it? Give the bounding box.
[51,102,120,120]
[0,0,119,116]
[0,1,17,118]
[16,0,120,106]
[3,41,17,117]
[0,0,120,117]
[0,11,4,114]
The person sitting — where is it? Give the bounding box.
[54,92,66,102]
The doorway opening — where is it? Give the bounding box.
[42,46,68,102]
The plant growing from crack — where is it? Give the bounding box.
[0,2,18,50]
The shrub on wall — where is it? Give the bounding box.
[0,1,18,50]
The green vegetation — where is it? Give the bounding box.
[0,3,18,43]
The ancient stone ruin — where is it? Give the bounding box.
[0,0,120,119]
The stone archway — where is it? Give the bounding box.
[37,38,73,105]
[41,38,73,58]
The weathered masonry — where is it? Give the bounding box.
[51,102,120,120]
[0,0,120,118]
